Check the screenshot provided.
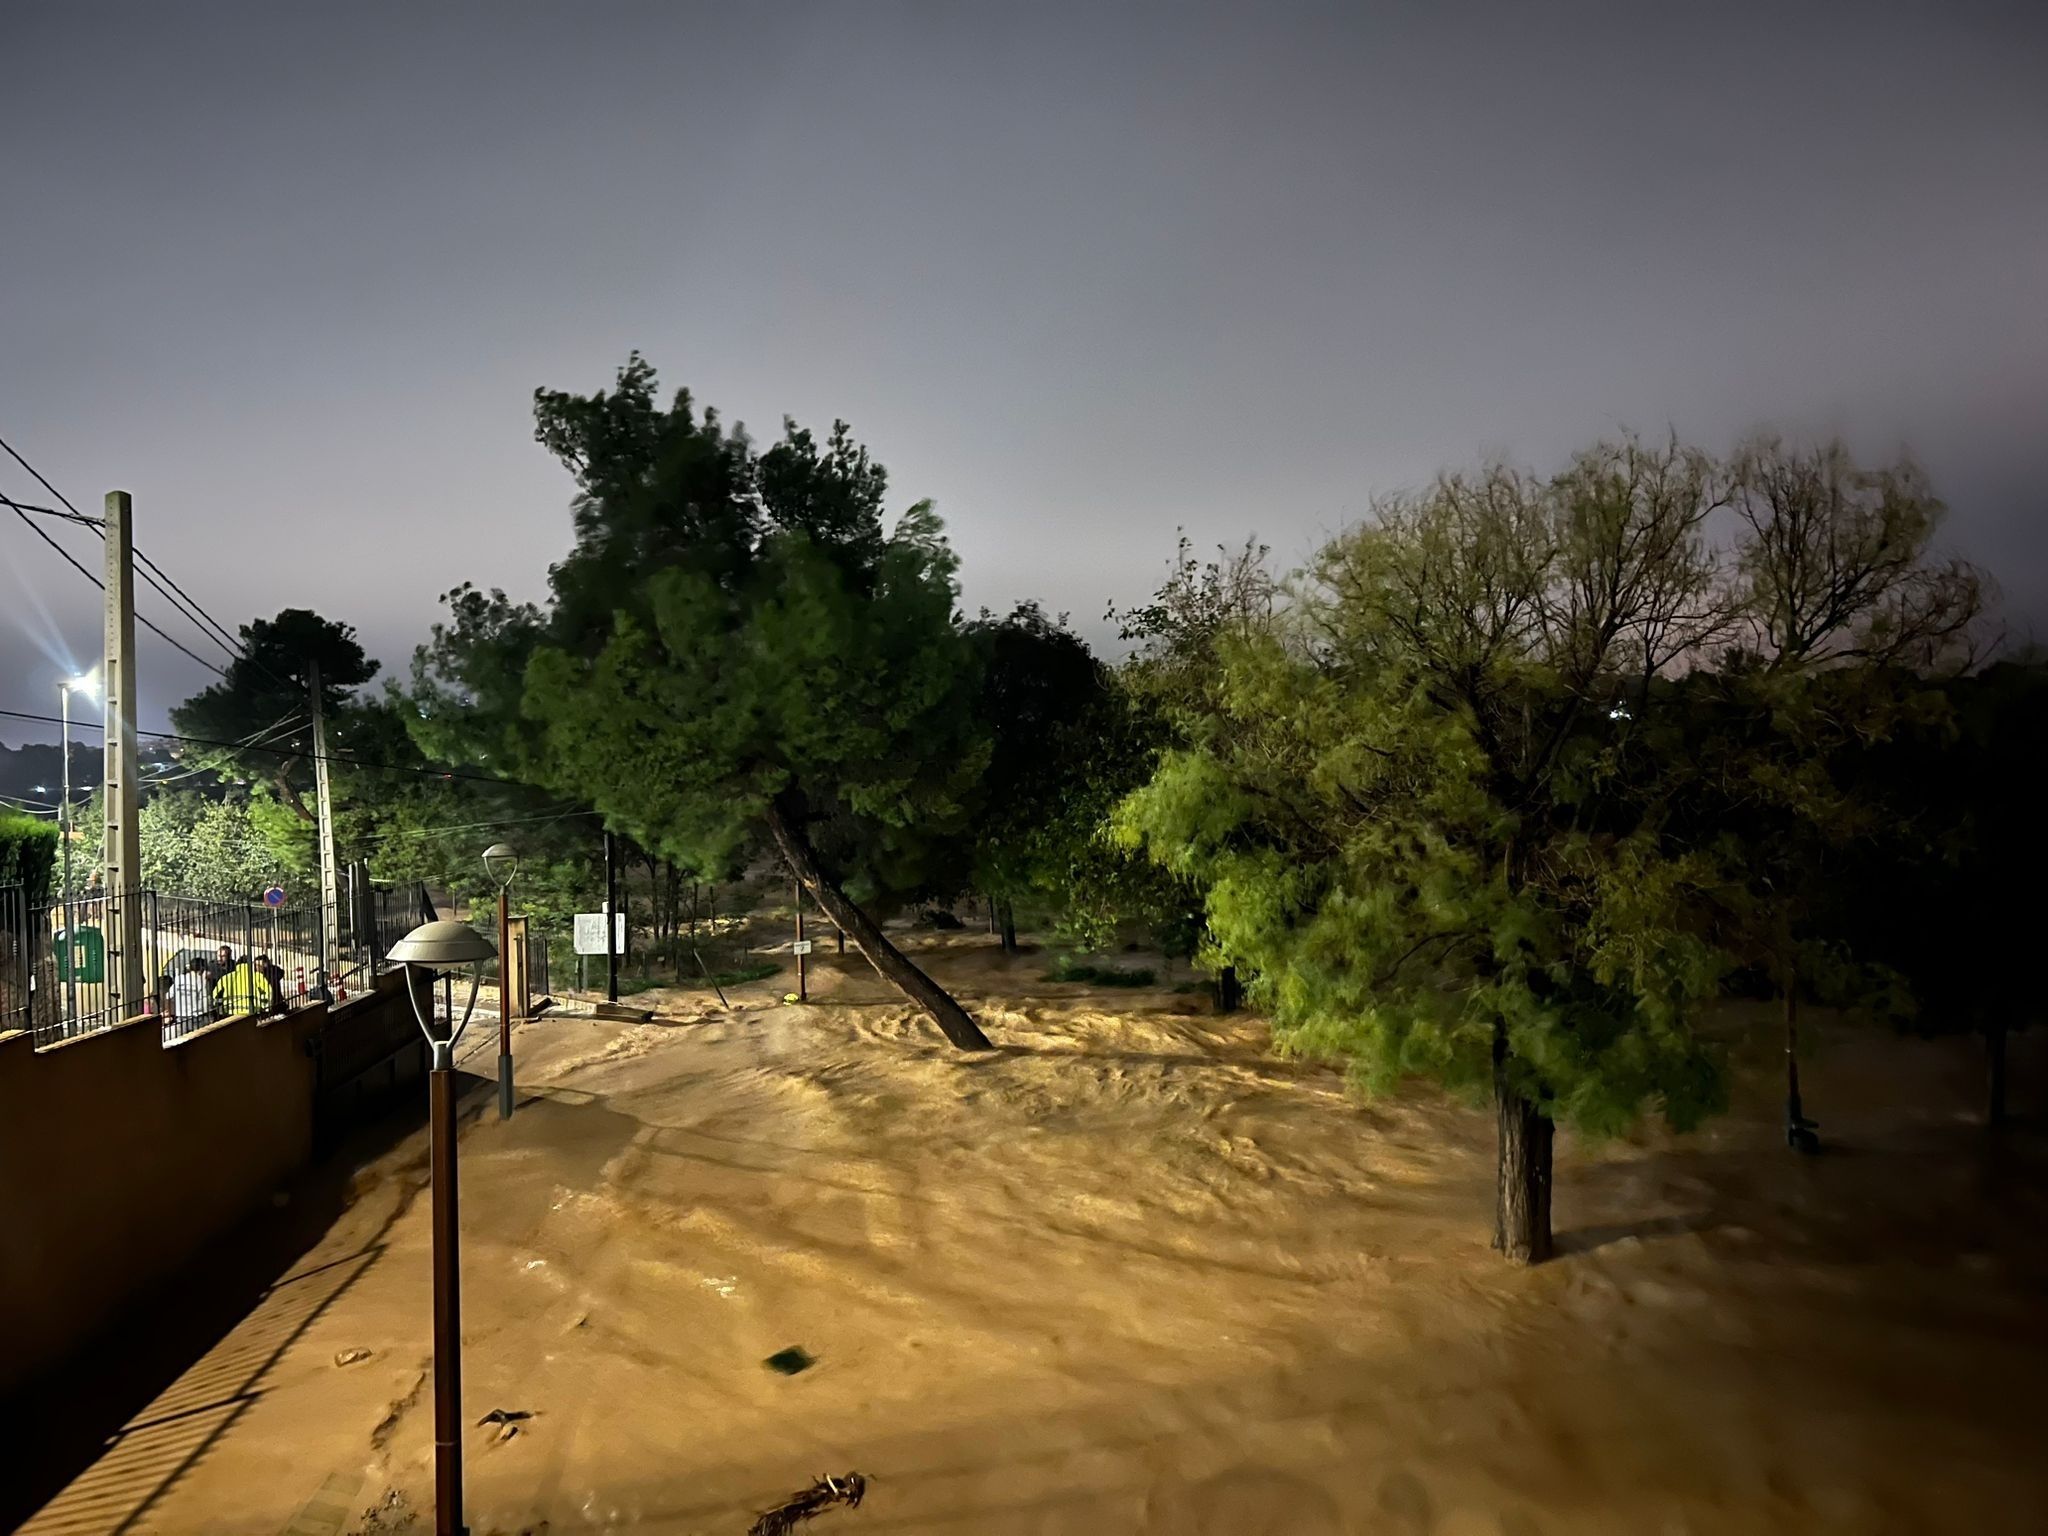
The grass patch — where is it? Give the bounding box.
[1045,957,1156,988]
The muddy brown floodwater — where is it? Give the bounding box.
[18,933,2048,1534]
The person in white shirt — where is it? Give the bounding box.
[171,957,211,1026]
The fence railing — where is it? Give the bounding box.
[2,875,547,1049]
[0,883,352,1048]
[2,884,30,1036]
[153,893,334,1043]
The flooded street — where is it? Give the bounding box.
[19,935,2048,1534]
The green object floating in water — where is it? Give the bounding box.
[764,1346,814,1376]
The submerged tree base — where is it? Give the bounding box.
[1494,1031,1555,1265]
[764,792,993,1051]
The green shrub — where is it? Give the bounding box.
[1044,956,1155,987]
[0,812,59,900]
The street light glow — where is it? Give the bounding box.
[64,668,100,703]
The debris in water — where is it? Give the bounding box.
[747,1472,867,1535]
[477,1408,534,1427]
[333,1348,372,1367]
[497,1422,522,1443]
[764,1346,815,1375]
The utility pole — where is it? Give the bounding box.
[603,828,619,1003]
[310,659,340,984]
[60,680,77,1030]
[102,490,143,1019]
[793,879,808,1003]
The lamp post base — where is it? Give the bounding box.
[497,1051,514,1121]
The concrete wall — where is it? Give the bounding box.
[0,972,419,1394]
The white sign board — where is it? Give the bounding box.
[792,939,813,956]
[574,911,626,955]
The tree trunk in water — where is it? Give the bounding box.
[1782,962,1820,1152]
[1214,965,1243,1014]
[1986,1017,2008,1130]
[1785,983,1804,1128]
[762,792,991,1051]
[1492,1021,1554,1264]
[999,900,1017,953]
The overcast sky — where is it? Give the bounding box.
[4,0,2044,748]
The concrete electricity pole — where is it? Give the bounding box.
[310,659,341,983]
[101,490,143,1018]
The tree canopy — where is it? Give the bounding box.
[415,354,993,1048]
[1115,434,1986,1261]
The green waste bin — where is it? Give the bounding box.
[57,926,105,984]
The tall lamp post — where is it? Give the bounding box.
[389,918,497,1536]
[59,669,99,1028]
[482,842,518,1121]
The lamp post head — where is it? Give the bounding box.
[391,920,497,1061]
[63,669,99,703]
[482,841,519,889]
[389,919,497,968]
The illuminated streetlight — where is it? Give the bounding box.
[57,668,98,1029]
[388,918,497,1536]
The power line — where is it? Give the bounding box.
[1,429,251,681]
[3,428,327,700]
[146,710,308,788]
[2,499,231,680]
[8,497,246,672]
[134,546,253,663]
[0,430,89,520]
[0,707,542,789]
[0,492,98,526]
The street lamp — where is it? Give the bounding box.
[481,841,519,1121]
[58,669,98,1029]
[388,917,497,1536]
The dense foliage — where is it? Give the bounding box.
[0,810,59,899]
[1114,436,1984,1260]
[104,392,2013,1267]
[413,355,995,1047]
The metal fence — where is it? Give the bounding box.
[153,893,334,1043]
[2,883,30,1036]
[0,883,351,1048]
[2,874,543,1050]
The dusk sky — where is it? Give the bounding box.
[4,0,2044,746]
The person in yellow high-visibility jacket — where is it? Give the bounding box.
[212,957,275,1016]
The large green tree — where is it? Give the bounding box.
[170,609,378,827]
[1118,440,1741,1262]
[415,355,993,1049]
[1117,435,1989,1260]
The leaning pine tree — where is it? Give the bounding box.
[412,354,993,1049]
[1117,438,1738,1262]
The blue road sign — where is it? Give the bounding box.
[263,886,287,908]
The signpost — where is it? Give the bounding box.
[793,883,807,1002]
[573,911,625,957]
[263,886,286,909]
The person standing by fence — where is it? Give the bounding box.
[252,951,286,1016]
[212,954,273,1017]
[171,957,210,1028]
